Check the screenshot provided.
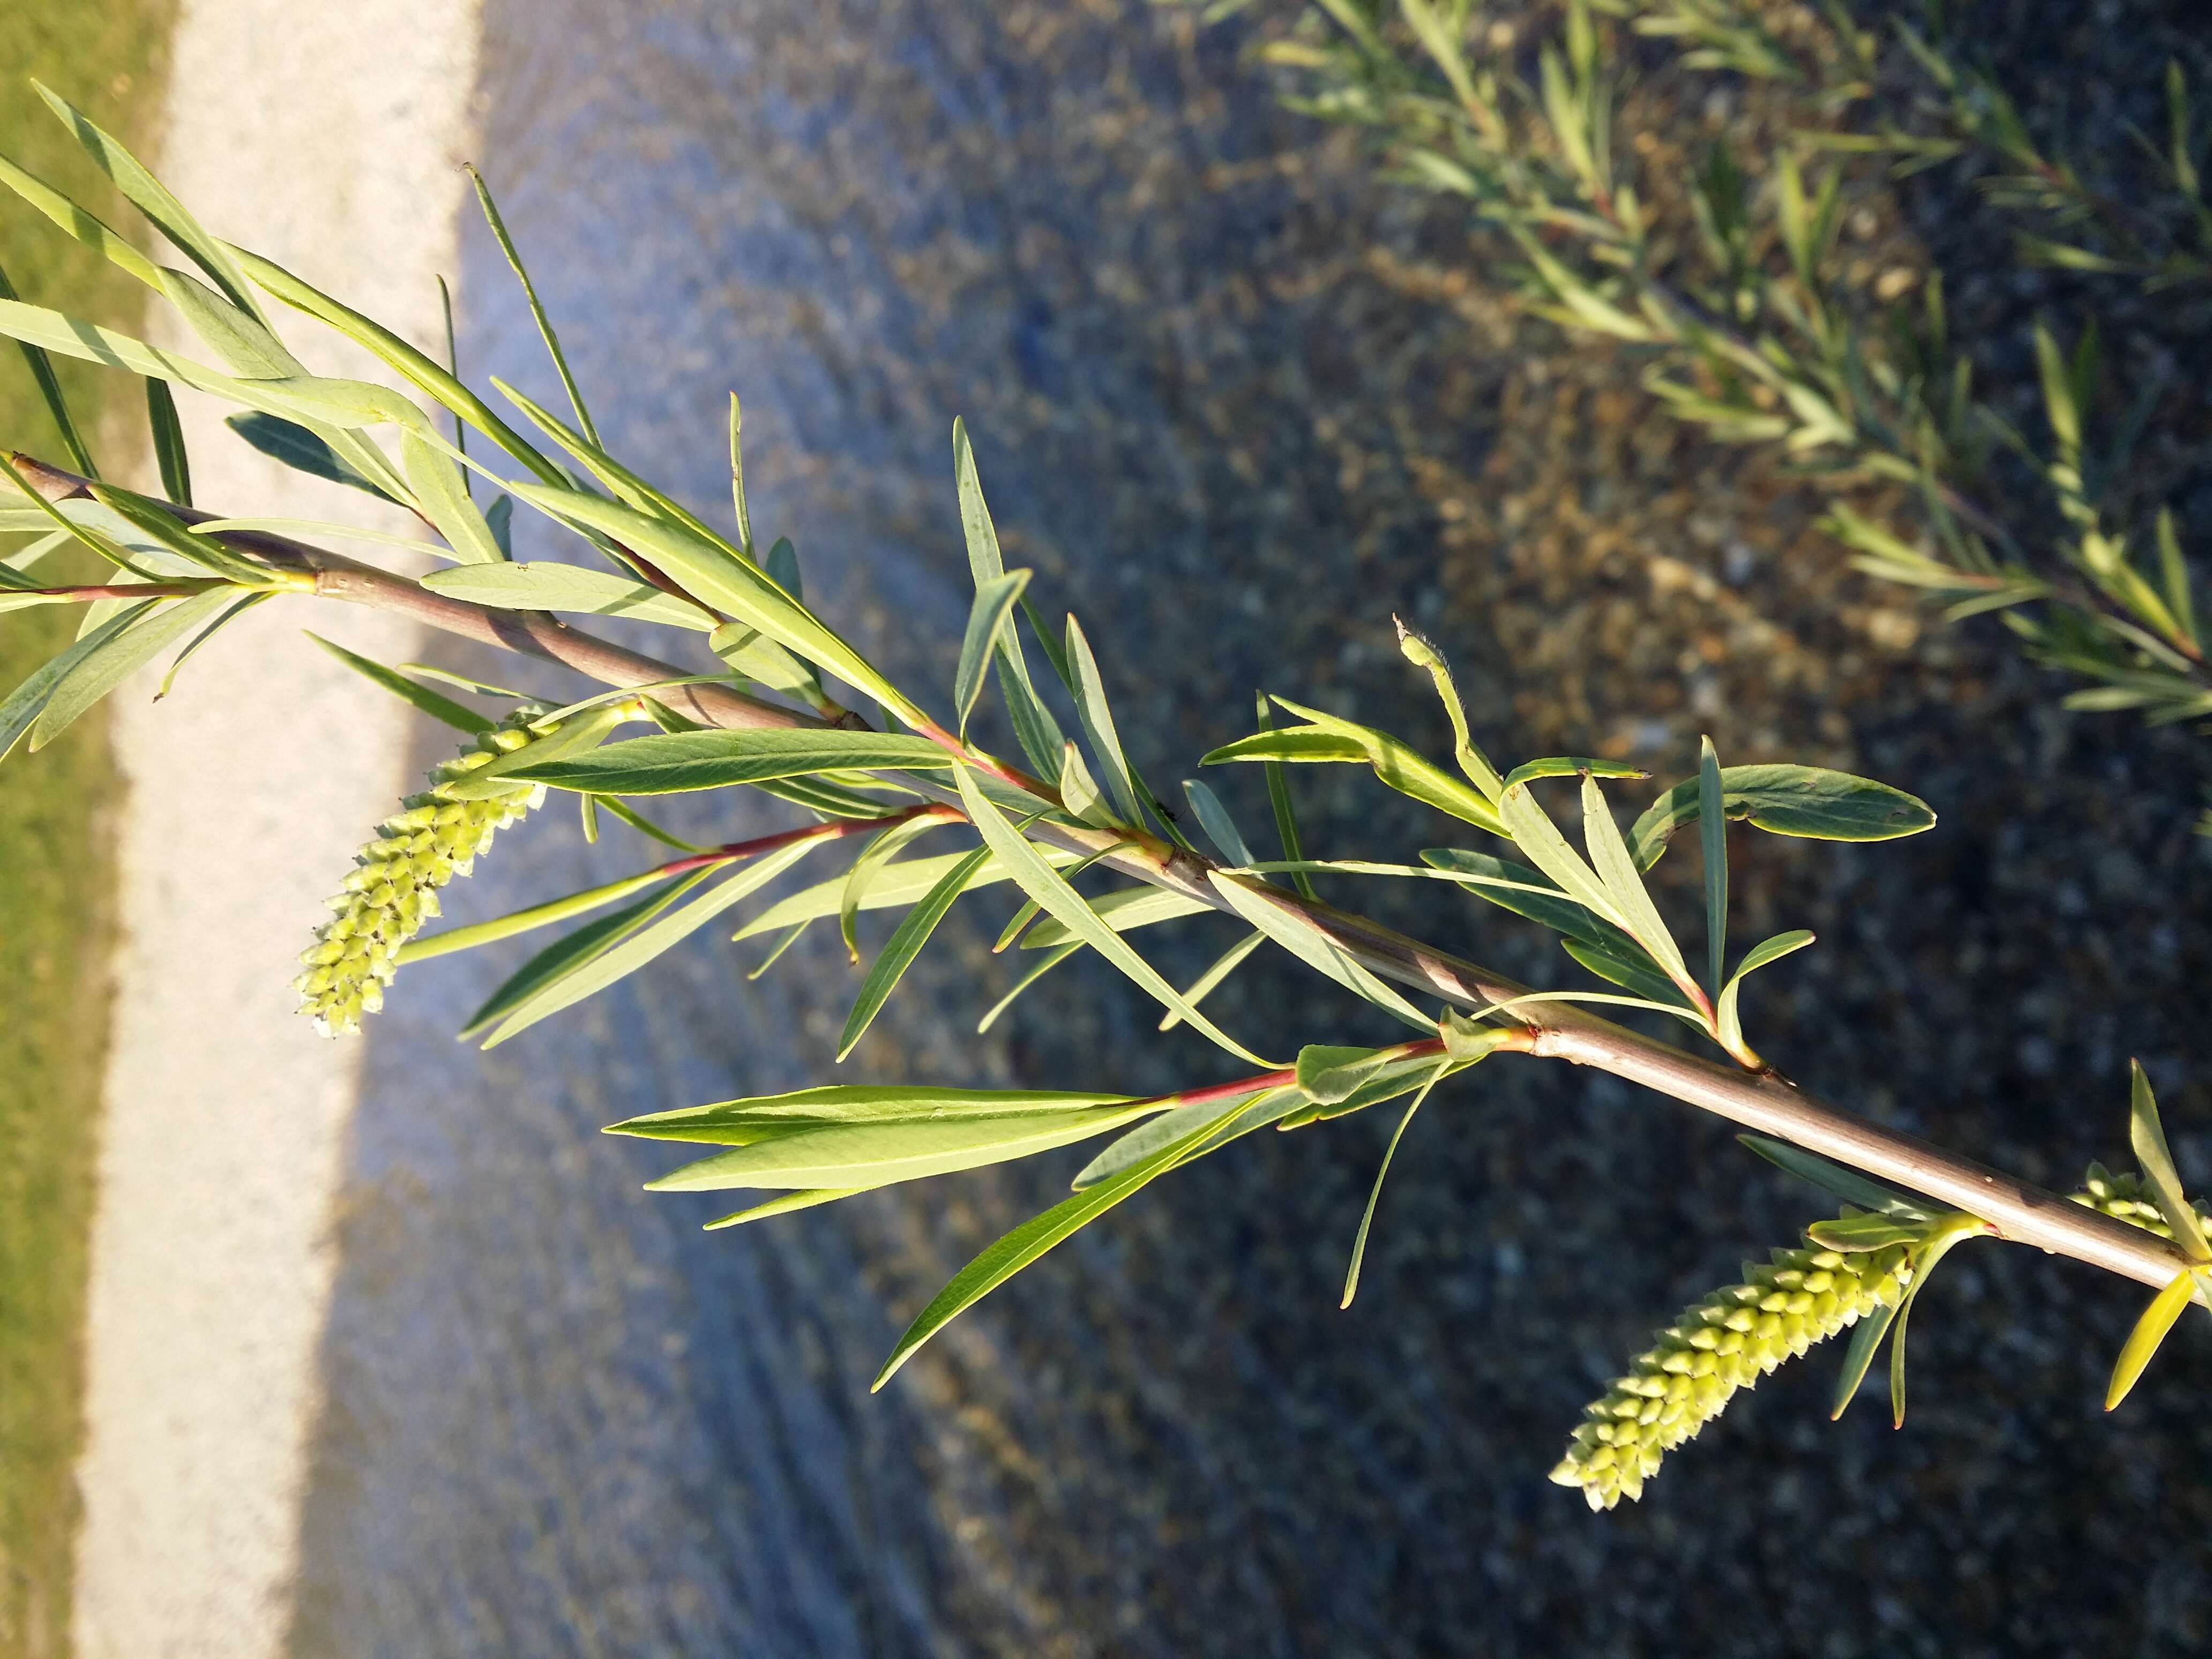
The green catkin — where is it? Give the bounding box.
[1549,1236,1915,1511]
[2071,1162,2212,1239]
[293,709,555,1035]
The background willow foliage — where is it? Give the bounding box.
[1193,0,2212,749]
[1,18,2208,1537]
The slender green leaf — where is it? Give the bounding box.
[1830,1298,1901,1419]
[1739,1133,1930,1220]
[765,536,802,601]
[1394,620,1503,797]
[1342,1063,1446,1307]
[483,839,826,1047]
[0,258,97,476]
[35,81,261,316]
[728,394,753,555]
[1018,885,1212,950]
[507,728,951,794]
[222,413,397,499]
[1057,740,1117,827]
[645,1097,1147,1192]
[1206,871,1433,1031]
[977,941,1082,1033]
[1699,736,1727,997]
[840,812,959,965]
[1497,781,1624,928]
[1581,773,1695,992]
[954,569,1030,736]
[421,562,716,627]
[1064,614,1144,825]
[32,589,235,749]
[1159,929,1265,1033]
[400,866,672,964]
[1183,778,1254,866]
[2106,1270,2200,1411]
[400,428,505,564]
[1254,691,1315,900]
[2131,1059,2210,1261]
[1714,930,1816,1057]
[460,875,709,1038]
[231,245,564,484]
[509,481,921,723]
[954,764,1272,1065]
[1630,764,1937,869]
[466,165,597,444]
[838,846,991,1057]
[1,602,145,760]
[1806,1213,1926,1253]
[1070,1083,1277,1191]
[144,378,190,506]
[705,1189,864,1228]
[1502,756,1645,790]
[873,1107,1225,1389]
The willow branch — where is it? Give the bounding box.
[13,452,2193,1298]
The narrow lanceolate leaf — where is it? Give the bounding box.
[617,1083,1139,1139]
[735,846,1068,943]
[1497,782,1624,929]
[400,428,505,564]
[35,81,262,317]
[307,633,494,732]
[145,379,190,506]
[952,420,1063,779]
[1714,930,1816,1059]
[953,764,1273,1066]
[1342,1064,1446,1308]
[421,562,716,627]
[399,866,674,964]
[1580,773,1695,995]
[2106,1271,2201,1411]
[224,413,397,499]
[837,845,991,1058]
[1830,1299,1902,1420]
[1183,778,1254,866]
[1629,764,1937,869]
[230,245,564,485]
[977,941,1082,1033]
[0,259,96,476]
[840,812,958,965]
[1,603,145,761]
[1699,736,1727,998]
[482,836,826,1047]
[1018,886,1212,950]
[1159,929,1265,1033]
[1738,1133,1931,1221]
[32,589,236,749]
[2130,1060,2210,1261]
[459,875,708,1038]
[507,729,952,794]
[873,1107,1226,1390]
[1208,699,1506,837]
[1064,615,1145,826]
[1394,620,1504,798]
[508,482,923,724]
[466,165,598,445]
[954,568,1031,736]
[1070,1082,1281,1191]
[1254,692,1314,901]
[639,1093,1149,1192]
[1206,871,1434,1032]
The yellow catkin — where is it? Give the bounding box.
[293,712,553,1035]
[1549,1237,1914,1511]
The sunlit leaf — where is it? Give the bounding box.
[1629,764,1937,869]
[838,845,991,1057]
[506,728,951,794]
